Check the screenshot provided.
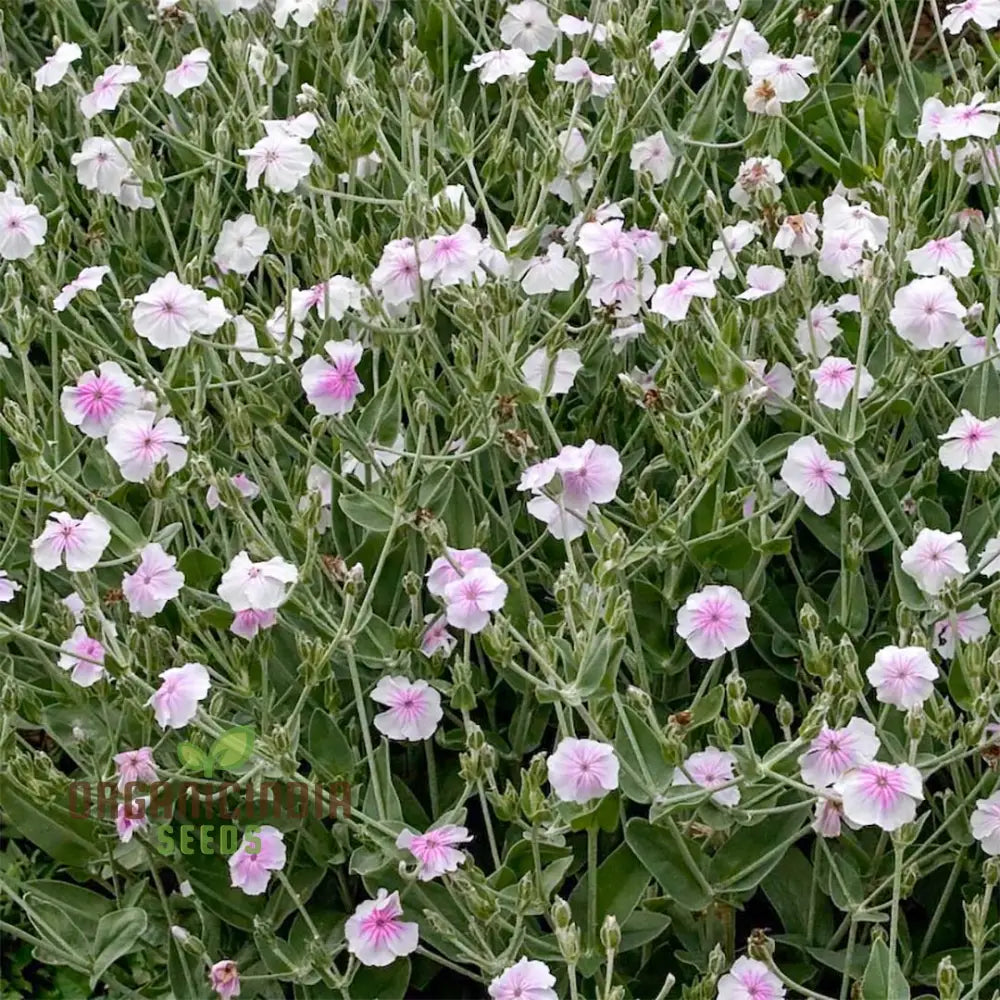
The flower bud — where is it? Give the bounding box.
[551,896,572,931]
[937,956,961,1000]
[776,696,795,733]
[600,914,621,953]
[905,705,925,742]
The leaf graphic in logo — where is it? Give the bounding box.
[210,726,255,773]
[177,742,210,775]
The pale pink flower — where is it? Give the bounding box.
[866,646,939,709]
[114,747,158,790]
[229,826,286,896]
[122,543,184,617]
[629,131,675,184]
[344,889,419,967]
[521,243,580,295]
[417,226,483,285]
[810,356,874,411]
[773,211,820,257]
[933,604,991,659]
[0,184,47,260]
[818,228,866,282]
[978,534,1000,576]
[970,791,1000,855]
[230,608,278,640]
[799,718,880,788]
[821,194,889,248]
[717,957,785,1000]
[794,302,841,357]
[736,264,786,300]
[673,747,740,807]
[106,412,188,482]
[32,511,111,572]
[525,495,589,541]
[0,571,21,603]
[420,615,457,657]
[426,548,493,596]
[547,737,620,803]
[148,662,211,728]
[943,0,1000,32]
[521,348,583,395]
[834,762,923,831]
[919,97,950,145]
[58,627,106,687]
[301,341,365,416]
[444,566,509,633]
[60,360,139,437]
[396,824,471,880]
[650,267,717,321]
[900,529,969,595]
[556,440,623,509]
[907,231,974,277]
[676,585,751,660]
[500,0,556,52]
[217,551,298,611]
[206,473,260,511]
[70,137,134,197]
[938,93,1000,141]
[34,42,82,90]
[214,215,269,275]
[371,238,421,306]
[464,49,534,84]
[649,30,689,69]
[779,436,850,515]
[115,799,149,843]
[558,14,607,44]
[489,958,558,1000]
[164,48,210,97]
[209,960,241,1000]
[79,64,141,119]
[698,19,768,69]
[553,57,615,97]
[371,676,443,741]
[54,265,111,312]
[938,410,1000,471]
[291,276,363,321]
[239,133,315,192]
[577,220,639,281]
[707,221,759,278]
[586,267,655,316]
[748,54,816,102]
[812,796,856,838]
[132,272,227,349]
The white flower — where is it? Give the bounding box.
[273,0,321,28]
[553,57,615,97]
[499,1,557,53]
[629,132,675,184]
[0,184,46,261]
[938,410,1000,471]
[747,54,817,102]
[736,264,785,300]
[213,215,270,275]
[217,551,299,612]
[32,512,111,572]
[520,244,579,295]
[79,64,141,119]
[698,19,768,68]
[890,276,967,349]
[164,48,210,97]
[779,436,850,515]
[132,272,227,349]
[239,133,315,192]
[900,529,969,595]
[795,303,841,357]
[978,534,1000,576]
[34,42,82,91]
[558,14,607,44]
[649,267,716,321]
[521,348,583,396]
[707,221,758,278]
[649,30,688,69]
[822,193,890,248]
[810,356,874,411]
[464,49,534,84]
[54,265,111,313]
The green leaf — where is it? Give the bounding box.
[569,842,650,927]
[689,686,725,729]
[177,548,223,590]
[177,742,210,773]
[894,548,929,611]
[618,910,672,953]
[755,433,803,468]
[338,491,395,532]
[839,154,867,187]
[94,499,146,556]
[91,908,147,987]
[710,808,810,892]
[690,530,753,571]
[958,363,1000,418]
[861,937,910,1000]
[572,629,623,699]
[625,818,713,910]
[352,958,412,999]
[614,706,673,803]
[762,848,834,940]
[307,709,358,779]
[209,726,255,771]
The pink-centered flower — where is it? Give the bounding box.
[420,614,457,657]
[780,435,850,515]
[54,265,111,313]
[547,737,620,803]
[650,267,717,321]
[489,958,558,1000]
[970,790,1000,855]
[148,662,211,729]
[907,231,974,277]
[122,543,184,617]
[576,219,639,282]
[938,410,1000,471]
[426,548,493,596]
[217,551,298,612]
[556,440,623,509]
[867,646,939,709]
[810,356,874,411]
[58,627,106,687]
[834,762,923,831]
[717,957,786,1000]
[676,585,751,660]
[114,747,158,790]
[748,54,816,102]
[900,529,969,595]
[164,48,210,97]
[32,511,111,572]
[890,275,968,350]
[209,960,241,1000]
[371,676,443,741]
[942,0,1000,32]
[812,796,856,838]
[371,238,421,306]
[239,132,315,192]
[132,271,227,349]
[229,825,286,896]
[301,341,365,416]
[115,799,149,843]
[799,718,880,788]
[443,567,509,633]
[106,411,188,483]
[933,604,991,659]
[230,608,278,640]
[0,183,47,260]
[673,747,740,807]
[60,361,139,438]
[938,93,1000,141]
[396,824,471,880]
[79,64,141,119]
[417,226,483,286]
[0,571,21,603]
[345,889,419,967]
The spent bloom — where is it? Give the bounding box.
[301,341,365,415]
[834,763,923,831]
[217,552,298,611]
[60,360,139,437]
[396,825,471,880]
[229,826,286,896]
[0,183,47,261]
[443,567,509,633]
[114,748,158,791]
[345,890,419,967]
[810,356,874,411]
[676,585,751,660]
[547,738,620,803]
[115,800,149,844]
[106,411,189,482]
[122,544,185,617]
[730,156,784,208]
[799,718,881,788]
[717,957,786,1000]
[34,42,82,90]
[938,410,1000,471]
[970,791,1000,855]
[209,961,241,1000]
[58,628,106,687]
[371,677,443,741]
[780,436,850,515]
[32,512,111,572]
[54,265,111,313]
[164,48,210,96]
[148,662,211,729]
[900,529,969,595]
[489,959,558,1000]
[866,646,939,709]
[673,747,740,807]
[774,211,820,257]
